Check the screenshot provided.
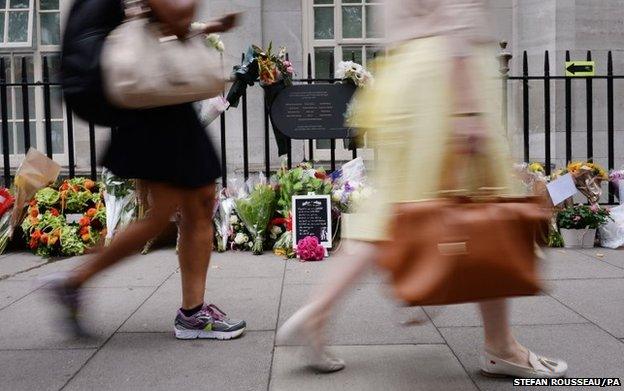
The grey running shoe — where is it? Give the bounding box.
[43,273,89,338]
[174,304,246,340]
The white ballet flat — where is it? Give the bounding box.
[277,304,346,373]
[480,350,568,378]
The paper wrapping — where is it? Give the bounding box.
[9,148,60,237]
[572,168,604,205]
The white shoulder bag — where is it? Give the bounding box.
[101,0,225,109]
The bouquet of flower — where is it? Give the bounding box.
[21,178,106,257]
[0,188,15,254]
[557,203,612,230]
[272,162,332,258]
[233,176,277,255]
[565,161,608,205]
[8,148,60,239]
[336,61,373,88]
[228,211,254,251]
[296,236,325,262]
[330,158,371,213]
[253,43,294,87]
[609,168,624,203]
[102,169,137,245]
[213,189,235,252]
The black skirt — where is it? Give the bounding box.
[102,103,221,188]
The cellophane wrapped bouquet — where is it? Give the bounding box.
[336,61,374,88]
[272,162,333,258]
[102,169,137,245]
[330,157,371,214]
[609,167,624,203]
[564,161,609,205]
[232,175,277,255]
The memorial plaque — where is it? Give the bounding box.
[270,84,357,140]
[292,195,332,248]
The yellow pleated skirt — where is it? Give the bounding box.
[342,36,520,242]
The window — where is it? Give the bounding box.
[305,0,386,79]
[304,0,385,154]
[0,0,34,47]
[0,0,64,165]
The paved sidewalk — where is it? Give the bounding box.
[0,247,623,390]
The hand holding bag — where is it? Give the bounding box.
[377,150,548,306]
[101,0,225,109]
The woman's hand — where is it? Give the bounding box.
[202,13,239,34]
[149,0,197,38]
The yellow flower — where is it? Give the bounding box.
[528,162,545,174]
[567,161,583,173]
[274,248,287,257]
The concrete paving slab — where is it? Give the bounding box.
[0,252,52,279]
[0,287,154,349]
[7,255,86,281]
[270,345,477,391]
[121,272,282,332]
[81,250,178,288]
[0,279,42,309]
[0,349,95,391]
[578,248,624,269]
[64,331,273,391]
[284,258,387,285]
[549,278,624,338]
[278,283,443,345]
[209,251,286,279]
[440,324,624,391]
[423,295,586,327]
[541,249,624,279]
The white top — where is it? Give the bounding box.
[386,0,494,56]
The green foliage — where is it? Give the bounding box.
[35,187,60,208]
[557,204,612,229]
[274,164,332,218]
[235,184,276,255]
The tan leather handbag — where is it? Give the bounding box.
[101,1,225,109]
[377,148,548,306]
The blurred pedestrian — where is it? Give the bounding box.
[278,0,567,378]
[49,0,246,341]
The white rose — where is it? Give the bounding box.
[271,225,282,236]
[234,232,248,245]
[229,215,239,224]
[216,41,225,53]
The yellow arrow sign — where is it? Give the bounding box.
[565,61,595,77]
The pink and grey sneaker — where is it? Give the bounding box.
[174,304,246,340]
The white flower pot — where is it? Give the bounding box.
[560,228,597,249]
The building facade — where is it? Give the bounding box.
[1,0,623,176]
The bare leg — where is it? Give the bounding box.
[277,240,378,371]
[177,184,216,309]
[479,299,529,366]
[69,182,182,287]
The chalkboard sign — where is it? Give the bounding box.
[270,84,357,140]
[292,195,332,248]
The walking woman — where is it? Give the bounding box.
[278,0,568,378]
[51,0,246,340]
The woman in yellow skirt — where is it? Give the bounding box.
[278,0,567,378]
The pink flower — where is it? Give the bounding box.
[283,60,292,67]
[296,236,325,262]
[573,215,582,222]
[590,204,599,212]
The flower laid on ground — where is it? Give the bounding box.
[296,236,325,262]
[556,204,612,230]
[102,169,136,245]
[0,188,15,254]
[234,179,277,255]
[609,168,624,201]
[331,157,370,213]
[21,178,106,257]
[336,61,373,88]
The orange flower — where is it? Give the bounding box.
[29,208,38,218]
[84,179,96,191]
[50,208,60,217]
[86,208,97,218]
[29,238,38,249]
[80,226,90,236]
[40,233,49,245]
[81,233,91,242]
[48,235,58,246]
[79,217,91,227]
